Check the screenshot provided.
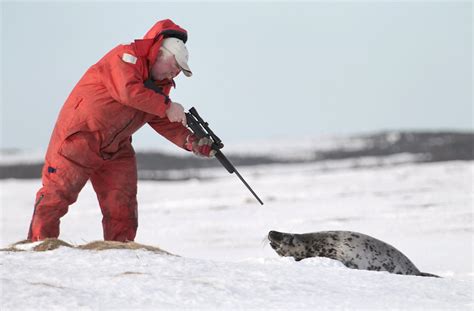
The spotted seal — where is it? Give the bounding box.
[268,230,439,277]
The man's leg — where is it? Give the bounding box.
[90,156,138,242]
[28,155,92,241]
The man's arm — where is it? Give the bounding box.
[148,116,193,150]
[98,49,170,118]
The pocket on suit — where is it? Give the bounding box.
[58,131,103,169]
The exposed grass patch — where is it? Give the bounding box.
[1,239,174,255]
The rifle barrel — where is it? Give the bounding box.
[186,107,264,205]
[234,169,264,205]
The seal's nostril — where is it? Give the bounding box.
[268,230,283,242]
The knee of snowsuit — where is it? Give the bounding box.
[91,156,138,242]
[28,140,138,242]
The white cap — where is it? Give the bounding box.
[161,37,192,77]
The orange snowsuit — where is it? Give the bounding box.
[28,19,192,242]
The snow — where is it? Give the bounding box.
[1,160,473,309]
[2,250,471,310]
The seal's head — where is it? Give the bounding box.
[268,230,310,261]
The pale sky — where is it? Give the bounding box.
[1,1,472,151]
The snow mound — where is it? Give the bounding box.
[1,248,472,310]
[1,239,174,255]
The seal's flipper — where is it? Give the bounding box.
[419,272,441,278]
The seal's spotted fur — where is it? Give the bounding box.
[268,230,438,277]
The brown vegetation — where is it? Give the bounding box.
[1,239,174,255]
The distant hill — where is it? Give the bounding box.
[313,131,473,162]
[1,131,472,180]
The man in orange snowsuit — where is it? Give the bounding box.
[28,19,213,242]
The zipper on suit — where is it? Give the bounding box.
[34,194,45,209]
[101,116,135,151]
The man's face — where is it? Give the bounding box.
[151,51,181,81]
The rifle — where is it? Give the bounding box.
[185,107,264,205]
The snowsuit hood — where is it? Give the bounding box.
[134,19,188,69]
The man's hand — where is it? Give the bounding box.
[166,102,186,126]
[185,135,216,158]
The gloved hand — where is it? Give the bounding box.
[166,102,187,126]
[185,135,216,158]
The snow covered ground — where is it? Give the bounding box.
[1,160,473,309]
